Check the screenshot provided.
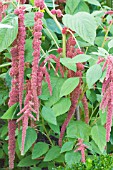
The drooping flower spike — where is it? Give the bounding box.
[100,55,113,142]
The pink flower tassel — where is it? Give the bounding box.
[74,139,88,163]
[8,120,16,169]
[31,12,43,117]
[59,84,81,147]
[82,95,89,124]
[106,101,113,142]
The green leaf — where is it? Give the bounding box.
[41,106,57,125]
[65,151,81,166]
[1,103,18,119]
[0,23,13,28]
[86,64,102,89]
[0,14,18,52]
[32,142,49,159]
[61,142,74,153]
[17,127,37,155]
[44,146,61,161]
[18,155,38,167]
[52,98,71,117]
[84,0,101,6]
[67,121,91,141]
[25,12,35,27]
[25,39,33,63]
[48,123,60,134]
[65,0,81,15]
[60,77,79,97]
[72,54,91,63]
[108,39,113,50]
[63,12,96,45]
[99,110,107,125]
[60,58,77,72]
[91,125,106,153]
[44,77,66,107]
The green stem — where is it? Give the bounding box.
[102,22,113,48]
[44,4,62,31]
[62,34,66,58]
[44,3,66,58]
[45,27,59,48]
[0,62,11,68]
[42,118,53,146]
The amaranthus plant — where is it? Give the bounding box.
[0,0,113,169]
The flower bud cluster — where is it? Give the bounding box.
[51,9,62,17]
[35,0,45,9]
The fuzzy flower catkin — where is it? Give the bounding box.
[14,7,26,110]
[31,11,43,119]
[100,55,113,142]
[74,139,88,163]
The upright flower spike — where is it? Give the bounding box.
[74,139,88,163]
[100,55,113,142]
[31,11,43,119]
[8,40,19,169]
[14,7,26,110]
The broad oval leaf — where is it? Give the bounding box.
[32,142,49,159]
[0,23,13,28]
[65,151,81,166]
[0,14,18,52]
[108,39,113,50]
[60,58,76,72]
[72,54,91,63]
[86,64,102,89]
[91,125,106,153]
[18,155,38,167]
[60,77,79,97]
[41,106,57,125]
[65,0,81,15]
[67,121,91,141]
[17,127,37,155]
[63,12,97,45]
[60,142,74,153]
[84,0,101,6]
[44,146,61,162]
[52,98,71,116]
